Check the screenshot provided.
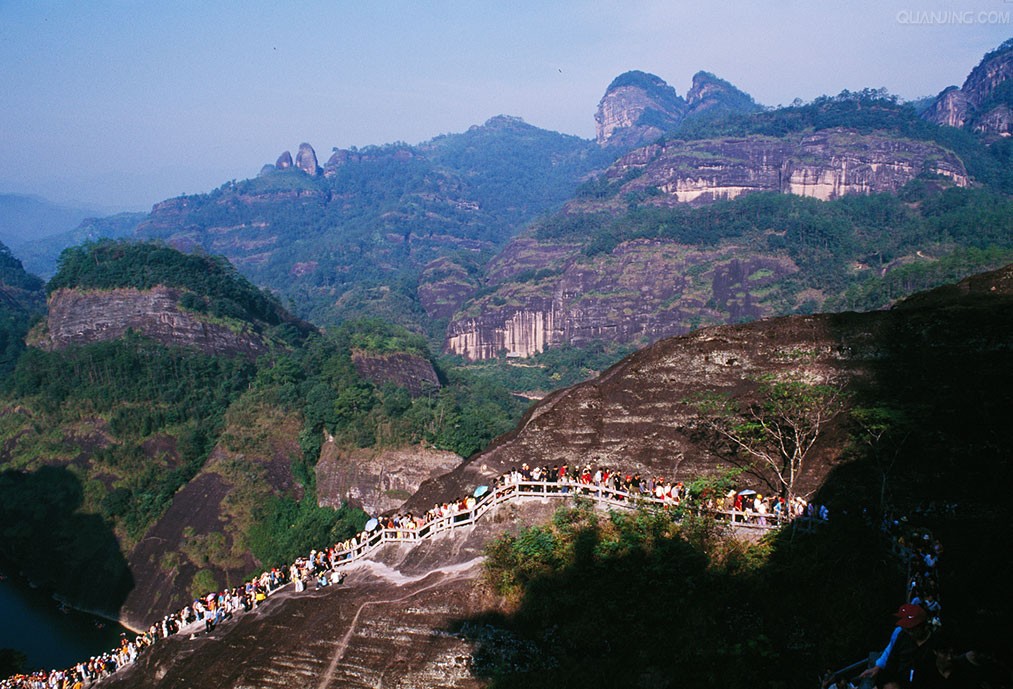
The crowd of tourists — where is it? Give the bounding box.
[2,462,817,688]
[496,461,829,525]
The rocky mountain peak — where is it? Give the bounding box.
[685,70,759,116]
[295,142,320,175]
[923,38,1013,136]
[275,150,293,169]
[595,70,687,148]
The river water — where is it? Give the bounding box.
[0,568,131,673]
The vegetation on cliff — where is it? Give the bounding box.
[3,335,255,537]
[279,320,527,465]
[0,243,45,376]
[535,185,1013,314]
[48,240,302,334]
[0,243,530,619]
[125,119,609,333]
[670,89,1013,192]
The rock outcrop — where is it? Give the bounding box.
[923,38,1013,136]
[685,70,759,118]
[275,151,293,169]
[923,86,972,129]
[445,242,795,360]
[594,70,760,148]
[595,71,687,148]
[315,441,462,515]
[34,286,273,358]
[420,263,1013,512]
[295,143,320,176]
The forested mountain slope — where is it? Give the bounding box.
[0,243,524,628]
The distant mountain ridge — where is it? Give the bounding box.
[11,39,1012,366]
[0,193,101,247]
[129,116,609,331]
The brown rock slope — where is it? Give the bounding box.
[100,504,556,689]
[316,441,462,516]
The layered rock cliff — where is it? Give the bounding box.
[443,127,973,362]
[923,38,1013,136]
[580,128,969,209]
[446,239,795,360]
[33,286,275,358]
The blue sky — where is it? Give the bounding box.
[1,0,1010,211]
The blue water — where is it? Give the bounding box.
[0,569,131,673]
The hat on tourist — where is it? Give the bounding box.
[894,603,927,628]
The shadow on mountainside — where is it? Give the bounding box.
[814,265,1013,662]
[456,511,900,689]
[0,465,133,617]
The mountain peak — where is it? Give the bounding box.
[595,69,760,148]
[595,71,687,148]
[686,71,760,116]
[923,37,1013,136]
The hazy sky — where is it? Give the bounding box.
[1,0,1010,211]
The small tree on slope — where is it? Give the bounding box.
[696,375,849,507]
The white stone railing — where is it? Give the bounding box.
[326,479,790,569]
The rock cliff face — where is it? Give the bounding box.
[444,128,971,362]
[595,71,687,147]
[594,70,759,148]
[923,38,1013,136]
[684,70,759,118]
[315,441,462,515]
[923,86,972,129]
[583,128,969,209]
[418,257,481,321]
[34,287,274,358]
[446,239,796,360]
